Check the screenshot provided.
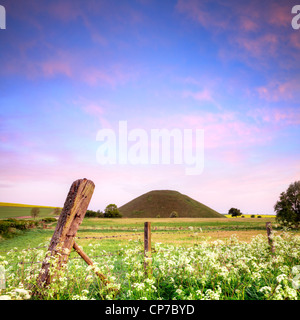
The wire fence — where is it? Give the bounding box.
[0,220,278,290]
[0,228,209,253]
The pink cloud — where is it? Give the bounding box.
[233,33,279,59]
[142,111,271,151]
[72,97,116,129]
[47,1,84,23]
[248,107,300,126]
[239,17,259,32]
[176,0,232,31]
[177,0,297,68]
[256,79,300,102]
[82,64,140,87]
[3,47,138,88]
[40,60,73,78]
[83,104,104,118]
[82,69,117,87]
[290,33,300,49]
[267,2,292,27]
[182,89,213,101]
[182,89,222,109]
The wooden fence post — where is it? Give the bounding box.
[36,178,95,288]
[266,222,275,253]
[73,242,113,289]
[144,222,152,276]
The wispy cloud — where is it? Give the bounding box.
[256,79,300,102]
[248,107,300,126]
[181,88,222,110]
[176,0,299,70]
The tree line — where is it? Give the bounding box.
[30,204,122,219]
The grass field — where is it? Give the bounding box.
[0,203,60,219]
[1,214,299,300]
[0,216,279,252]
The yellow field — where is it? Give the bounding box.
[224,214,276,218]
[0,202,61,209]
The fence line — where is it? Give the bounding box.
[1,220,277,261]
[0,228,272,254]
[3,222,277,272]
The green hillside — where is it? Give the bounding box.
[118,190,224,218]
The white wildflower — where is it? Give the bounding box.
[276,274,287,283]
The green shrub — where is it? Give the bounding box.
[0,219,39,237]
[41,217,57,224]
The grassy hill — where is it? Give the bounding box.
[118,190,224,218]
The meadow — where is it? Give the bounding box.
[0,215,299,300]
[0,216,277,251]
[0,203,60,219]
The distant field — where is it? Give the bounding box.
[0,202,61,208]
[223,214,276,218]
[0,202,61,219]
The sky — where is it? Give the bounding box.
[0,0,299,214]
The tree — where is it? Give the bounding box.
[31,207,40,219]
[85,209,104,218]
[170,211,179,218]
[53,207,61,216]
[96,210,104,218]
[228,207,242,218]
[104,204,122,218]
[275,181,300,229]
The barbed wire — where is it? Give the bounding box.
[0,226,258,254]
[75,233,143,240]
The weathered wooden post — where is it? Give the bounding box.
[266,222,275,253]
[36,178,95,287]
[144,222,152,276]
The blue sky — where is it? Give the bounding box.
[0,0,299,214]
